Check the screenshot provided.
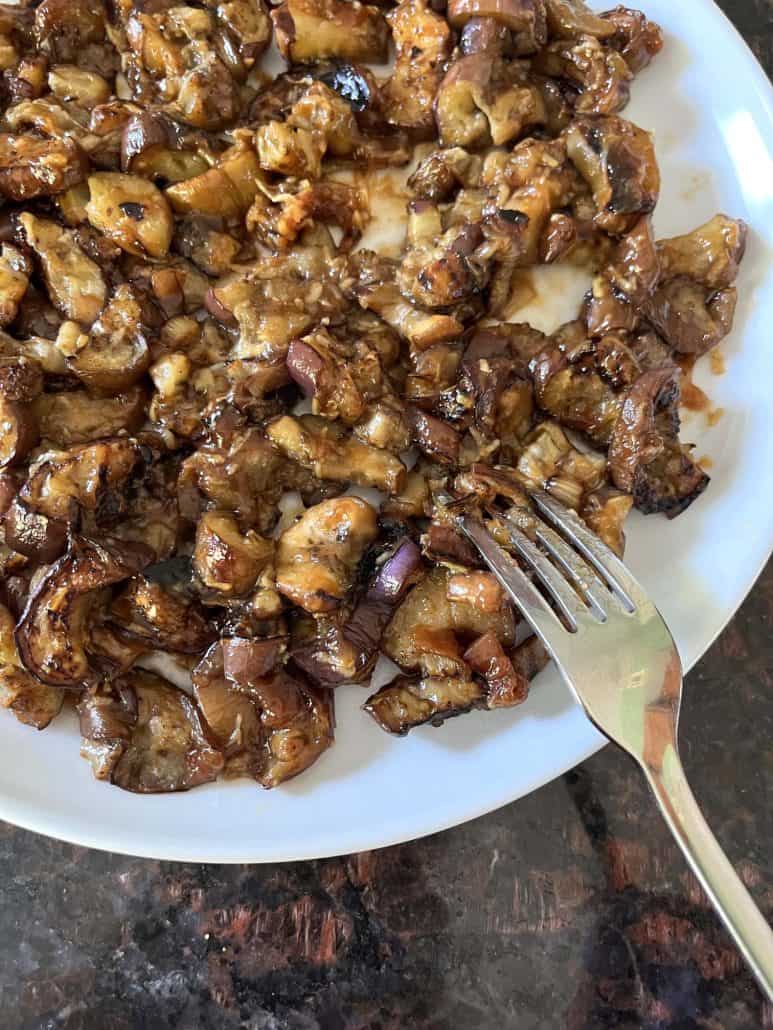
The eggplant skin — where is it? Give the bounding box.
[363,675,486,734]
[14,536,153,690]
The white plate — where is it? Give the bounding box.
[1,0,771,861]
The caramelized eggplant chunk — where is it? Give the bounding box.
[534,34,632,114]
[584,216,660,334]
[15,535,152,690]
[0,602,63,729]
[33,387,147,447]
[86,173,174,259]
[580,486,633,556]
[193,511,274,598]
[644,277,738,357]
[408,147,481,202]
[383,0,453,133]
[364,673,486,734]
[515,421,607,510]
[18,213,106,326]
[70,285,153,397]
[436,54,546,149]
[0,357,42,468]
[0,135,88,201]
[546,0,615,38]
[276,496,378,613]
[449,0,547,50]
[166,144,261,220]
[78,671,224,792]
[267,415,406,494]
[447,572,506,613]
[292,537,422,685]
[565,115,659,233]
[0,245,30,327]
[383,567,515,676]
[656,215,747,289]
[193,642,333,786]
[464,630,528,707]
[272,0,389,64]
[109,576,215,654]
[601,5,663,72]
[4,496,69,564]
[286,329,381,425]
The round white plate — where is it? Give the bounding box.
[1,0,771,862]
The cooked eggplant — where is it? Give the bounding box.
[68,285,151,395]
[109,576,215,654]
[0,134,88,201]
[364,673,486,734]
[19,213,106,326]
[0,602,64,729]
[78,670,224,792]
[193,511,274,598]
[33,387,147,447]
[272,0,389,64]
[383,0,453,132]
[267,414,406,494]
[275,495,378,612]
[86,173,174,258]
[15,535,152,689]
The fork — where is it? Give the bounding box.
[443,489,773,1000]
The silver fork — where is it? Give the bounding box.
[445,489,773,999]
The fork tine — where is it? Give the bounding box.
[528,522,611,621]
[504,522,591,629]
[457,516,571,649]
[531,491,641,612]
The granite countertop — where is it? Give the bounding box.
[1,3,772,1027]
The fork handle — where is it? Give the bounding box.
[643,745,773,1000]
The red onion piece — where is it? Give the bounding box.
[369,537,422,603]
[286,338,326,397]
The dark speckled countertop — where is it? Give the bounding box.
[1,4,772,1027]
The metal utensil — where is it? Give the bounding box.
[443,489,773,1000]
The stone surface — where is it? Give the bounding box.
[0,4,771,1027]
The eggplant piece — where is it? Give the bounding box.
[448,0,547,49]
[0,602,63,729]
[18,213,106,326]
[584,217,660,335]
[565,114,659,233]
[447,572,506,613]
[515,421,607,510]
[408,408,461,467]
[364,674,486,734]
[382,0,453,133]
[0,244,30,327]
[464,630,528,707]
[272,0,389,64]
[0,134,88,201]
[606,366,678,493]
[292,537,422,685]
[632,431,709,518]
[601,5,663,74]
[580,487,633,557]
[530,342,622,446]
[68,285,151,395]
[165,144,262,220]
[407,147,481,202]
[353,398,412,454]
[193,642,334,786]
[4,496,69,564]
[286,329,379,425]
[15,536,152,690]
[33,387,147,447]
[267,414,406,495]
[383,567,515,676]
[0,357,43,469]
[435,54,546,149]
[398,216,486,311]
[78,671,224,793]
[545,0,615,38]
[275,495,378,613]
[34,0,107,60]
[350,251,465,350]
[86,173,174,259]
[109,576,215,655]
[656,215,747,289]
[534,34,632,115]
[174,217,241,277]
[421,521,480,567]
[49,65,110,106]
[19,438,141,526]
[644,278,738,357]
[193,511,274,598]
